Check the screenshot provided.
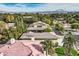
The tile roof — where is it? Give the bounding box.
[0,41,32,56]
[20,32,58,39]
[28,21,49,31]
[21,40,44,56]
[27,27,46,30]
[0,40,44,56]
[29,21,47,27]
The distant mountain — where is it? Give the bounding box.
[37,9,69,14]
[0,9,79,14]
[0,11,6,13]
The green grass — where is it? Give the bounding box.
[55,47,78,56]
[55,47,64,56]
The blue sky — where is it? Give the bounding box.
[0,3,79,12]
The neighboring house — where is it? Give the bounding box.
[0,38,43,56]
[63,23,71,31]
[20,32,58,39]
[20,32,58,44]
[72,31,79,50]
[23,16,32,19]
[27,21,51,32]
[20,21,58,43]
[7,23,15,29]
[58,18,66,24]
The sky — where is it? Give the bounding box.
[0,3,79,12]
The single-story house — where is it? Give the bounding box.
[7,23,15,29]
[0,38,43,56]
[19,32,59,44]
[20,32,58,40]
[27,21,51,32]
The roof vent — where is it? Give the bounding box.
[0,52,4,56]
[31,37,35,41]
[10,38,16,44]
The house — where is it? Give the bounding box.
[58,18,66,24]
[63,23,71,31]
[0,38,43,56]
[6,23,15,29]
[20,21,59,44]
[20,32,59,44]
[27,21,51,32]
[23,16,32,19]
[71,31,79,50]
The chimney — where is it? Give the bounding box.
[31,37,35,42]
[0,52,4,56]
[10,38,16,44]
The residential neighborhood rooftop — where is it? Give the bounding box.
[20,32,58,39]
[27,21,49,31]
[0,40,32,56]
[0,40,43,56]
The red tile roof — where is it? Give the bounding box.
[0,41,32,56]
[0,44,5,48]
[21,40,44,56]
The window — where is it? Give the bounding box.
[37,26,42,27]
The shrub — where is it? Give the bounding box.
[55,23,64,32]
[71,23,79,30]
[70,49,78,56]
[55,47,64,56]
[55,47,78,56]
[44,27,52,32]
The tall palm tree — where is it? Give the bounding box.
[41,39,55,56]
[63,31,77,56]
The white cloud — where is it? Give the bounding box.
[0,4,28,12]
[0,3,79,12]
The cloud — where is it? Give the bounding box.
[0,3,79,12]
[0,4,27,12]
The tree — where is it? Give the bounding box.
[63,32,77,56]
[71,23,79,31]
[0,21,8,33]
[44,27,52,32]
[55,22,64,32]
[13,16,27,39]
[10,28,21,39]
[15,16,27,33]
[43,15,53,26]
[6,15,14,22]
[43,18,51,25]
[41,39,55,56]
[0,29,10,44]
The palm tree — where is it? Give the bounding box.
[63,31,77,56]
[41,39,55,56]
[71,23,79,31]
